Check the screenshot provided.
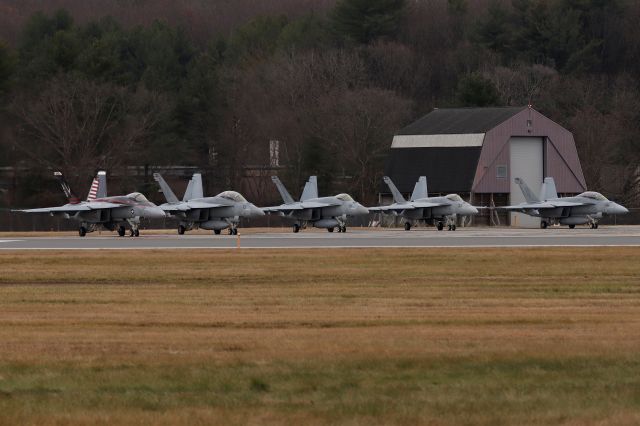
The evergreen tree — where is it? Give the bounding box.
[331,0,405,44]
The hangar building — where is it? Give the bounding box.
[383,106,587,226]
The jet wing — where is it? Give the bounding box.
[300,201,337,208]
[15,202,122,213]
[501,201,584,210]
[372,201,442,211]
[186,201,227,209]
[263,204,305,212]
[409,201,444,209]
[547,201,584,207]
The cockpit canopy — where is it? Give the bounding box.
[445,194,463,202]
[336,193,354,202]
[218,191,247,202]
[578,191,607,201]
[127,192,149,203]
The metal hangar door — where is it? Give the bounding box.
[509,137,543,227]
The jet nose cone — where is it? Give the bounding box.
[252,205,265,217]
[357,203,369,215]
[149,206,167,219]
[462,203,478,215]
[611,203,629,215]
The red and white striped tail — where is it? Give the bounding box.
[87,177,100,201]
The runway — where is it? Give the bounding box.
[1,226,640,249]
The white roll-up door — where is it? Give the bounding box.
[509,137,543,228]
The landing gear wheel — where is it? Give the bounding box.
[404,222,411,231]
[178,225,186,235]
[569,224,576,229]
[437,222,444,231]
[293,224,300,233]
[451,224,456,231]
[79,226,87,237]
[327,227,334,232]
[341,226,347,233]
[594,223,598,229]
[117,226,125,237]
[129,229,135,237]
[540,221,548,229]
[214,229,221,235]
[134,229,140,237]
[232,228,238,235]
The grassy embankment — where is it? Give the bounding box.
[0,248,639,424]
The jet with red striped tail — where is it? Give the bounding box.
[13,171,166,237]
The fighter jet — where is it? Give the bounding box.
[370,176,478,231]
[153,172,264,235]
[503,177,628,229]
[13,171,166,237]
[264,176,369,233]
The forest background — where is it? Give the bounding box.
[0,0,639,208]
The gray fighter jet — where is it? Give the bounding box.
[370,176,478,231]
[153,172,264,235]
[264,176,369,233]
[503,177,628,228]
[14,171,166,237]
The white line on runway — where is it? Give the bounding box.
[1,244,639,250]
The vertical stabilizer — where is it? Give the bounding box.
[410,176,428,201]
[383,176,406,204]
[515,177,541,203]
[189,173,203,200]
[54,171,80,204]
[300,176,318,201]
[96,171,107,198]
[87,171,107,201]
[271,176,295,204]
[540,177,558,201]
[153,173,179,203]
[183,179,194,202]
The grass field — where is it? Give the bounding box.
[0,248,639,425]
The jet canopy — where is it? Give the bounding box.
[445,194,463,202]
[336,193,354,202]
[218,191,247,202]
[578,191,607,201]
[127,192,149,203]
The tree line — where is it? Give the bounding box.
[1,0,639,207]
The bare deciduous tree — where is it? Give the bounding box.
[10,74,168,190]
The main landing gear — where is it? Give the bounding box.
[78,226,87,237]
[540,221,548,229]
[436,219,456,231]
[404,222,412,231]
[178,225,186,235]
[118,225,126,237]
[293,223,300,233]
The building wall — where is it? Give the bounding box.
[472,108,586,194]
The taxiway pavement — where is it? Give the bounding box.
[1,226,640,250]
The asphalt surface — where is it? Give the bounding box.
[2,226,640,249]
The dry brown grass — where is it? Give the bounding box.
[0,248,639,424]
